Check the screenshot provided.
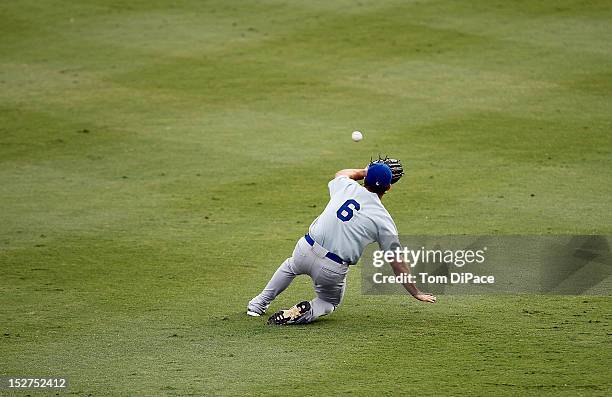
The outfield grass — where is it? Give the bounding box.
[1,1,611,395]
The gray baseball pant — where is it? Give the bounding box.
[248,236,349,323]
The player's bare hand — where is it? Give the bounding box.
[413,293,437,303]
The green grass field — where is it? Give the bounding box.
[1,0,611,395]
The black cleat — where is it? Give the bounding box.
[267,301,311,325]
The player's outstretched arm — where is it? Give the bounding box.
[335,168,367,181]
[389,260,437,303]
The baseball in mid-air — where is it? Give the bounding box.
[351,130,363,142]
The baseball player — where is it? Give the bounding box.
[247,158,437,325]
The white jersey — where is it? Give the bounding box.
[308,175,400,265]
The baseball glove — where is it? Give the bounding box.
[371,156,404,184]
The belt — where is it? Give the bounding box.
[304,234,347,265]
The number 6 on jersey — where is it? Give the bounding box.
[336,199,360,221]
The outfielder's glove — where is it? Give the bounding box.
[371,156,404,184]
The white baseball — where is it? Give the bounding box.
[351,130,363,142]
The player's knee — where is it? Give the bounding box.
[310,298,333,318]
[323,305,334,316]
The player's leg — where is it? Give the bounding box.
[247,256,298,316]
[268,258,347,325]
[294,263,348,324]
[247,239,311,316]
